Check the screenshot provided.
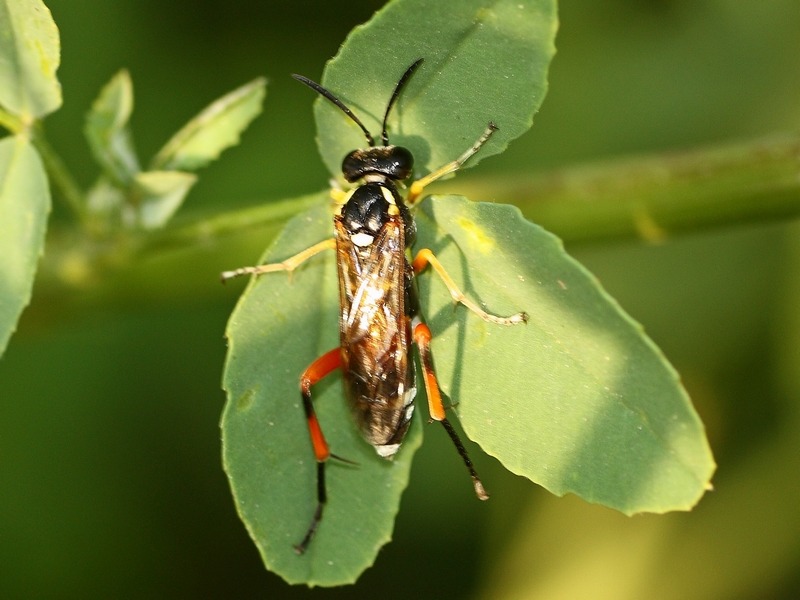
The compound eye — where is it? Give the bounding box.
[342,149,365,182]
[387,146,413,180]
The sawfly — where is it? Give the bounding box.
[222,58,527,554]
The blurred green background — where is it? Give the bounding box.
[2,0,800,598]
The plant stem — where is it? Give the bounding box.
[136,191,327,256]
[0,108,22,134]
[452,131,800,244]
[31,130,91,226]
[142,132,800,257]
[2,109,91,226]
[41,131,800,295]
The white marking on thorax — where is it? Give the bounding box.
[351,232,375,247]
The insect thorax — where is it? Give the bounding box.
[338,179,416,248]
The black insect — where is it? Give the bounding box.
[222,59,526,554]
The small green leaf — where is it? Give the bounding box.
[415,196,715,513]
[0,0,62,120]
[221,198,422,586]
[85,176,126,227]
[84,70,140,186]
[312,0,557,177]
[0,136,51,355]
[151,78,266,172]
[132,170,197,230]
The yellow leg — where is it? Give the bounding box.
[407,122,498,204]
[221,238,336,282]
[412,248,527,326]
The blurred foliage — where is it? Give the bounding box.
[1,0,799,598]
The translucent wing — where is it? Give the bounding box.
[335,216,415,454]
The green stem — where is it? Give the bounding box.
[2,109,91,226]
[452,131,800,244]
[140,131,800,258]
[31,130,91,226]
[41,131,800,296]
[136,191,326,256]
[0,107,21,134]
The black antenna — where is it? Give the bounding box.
[292,73,375,146]
[292,59,424,148]
[380,58,423,146]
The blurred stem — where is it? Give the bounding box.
[151,131,800,253]
[452,131,800,244]
[41,131,800,296]
[0,107,22,134]
[137,192,326,256]
[0,108,89,225]
[31,129,91,226]
[1,109,91,226]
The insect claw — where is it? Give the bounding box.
[473,478,490,501]
[293,502,324,555]
[220,268,246,282]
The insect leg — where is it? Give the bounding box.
[294,347,342,555]
[407,122,498,204]
[220,238,336,282]
[412,318,488,501]
[412,249,528,325]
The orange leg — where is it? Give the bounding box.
[294,347,342,554]
[412,320,489,501]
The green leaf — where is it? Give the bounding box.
[132,170,197,230]
[221,198,423,586]
[84,70,140,186]
[221,194,715,588]
[311,0,557,178]
[415,196,715,513]
[0,136,51,355]
[221,0,559,585]
[85,176,126,227]
[84,76,263,230]
[0,0,62,120]
[151,78,266,172]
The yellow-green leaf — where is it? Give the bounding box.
[416,196,715,513]
[132,170,197,230]
[84,70,140,186]
[0,136,50,355]
[0,0,62,120]
[151,78,266,172]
